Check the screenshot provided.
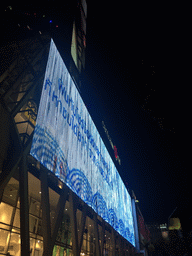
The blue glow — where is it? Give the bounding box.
[49,20,52,23]
[30,39,135,246]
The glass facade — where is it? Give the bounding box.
[1,166,134,256]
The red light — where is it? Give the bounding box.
[114,146,118,159]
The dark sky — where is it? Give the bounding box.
[85,2,190,225]
[86,1,191,222]
[1,3,190,225]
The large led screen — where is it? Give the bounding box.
[30,39,135,246]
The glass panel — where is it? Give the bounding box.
[30,237,36,255]
[80,216,95,255]
[49,187,59,210]
[53,245,64,256]
[17,197,20,208]
[28,172,41,204]
[34,239,43,256]
[29,214,39,234]
[7,232,21,256]
[2,177,19,206]
[0,229,10,254]
[56,212,71,245]
[13,208,20,228]
[36,219,43,236]
[76,208,82,232]
[0,202,13,225]
[29,198,41,217]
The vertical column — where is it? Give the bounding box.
[93,214,101,256]
[100,220,105,256]
[69,191,79,256]
[131,198,140,253]
[78,203,87,255]
[19,153,30,256]
[50,184,68,254]
[40,169,51,256]
[111,228,116,256]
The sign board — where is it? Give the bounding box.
[30,39,135,245]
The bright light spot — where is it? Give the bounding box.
[162,231,168,239]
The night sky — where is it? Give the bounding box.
[1,3,190,225]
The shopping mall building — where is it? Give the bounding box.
[0,2,145,256]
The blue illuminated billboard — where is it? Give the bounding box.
[30,39,135,246]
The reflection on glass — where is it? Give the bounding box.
[29,215,39,234]
[7,232,21,256]
[34,239,43,256]
[29,198,41,217]
[13,209,20,228]
[0,229,10,254]
[0,202,13,225]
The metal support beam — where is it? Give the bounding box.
[49,184,68,256]
[69,190,79,256]
[131,198,140,253]
[78,203,87,255]
[93,213,101,256]
[111,228,116,256]
[40,169,51,256]
[0,130,33,202]
[19,153,30,256]
[10,75,41,118]
[100,220,105,255]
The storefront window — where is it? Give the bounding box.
[80,216,95,255]
[1,169,131,255]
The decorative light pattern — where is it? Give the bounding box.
[30,40,135,246]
